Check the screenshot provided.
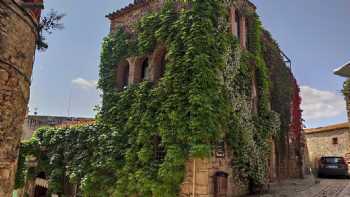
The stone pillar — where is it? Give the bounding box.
[0,0,38,196]
[229,7,238,38]
[239,15,247,49]
[343,79,350,122]
[127,57,144,84]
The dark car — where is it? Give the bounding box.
[318,156,349,178]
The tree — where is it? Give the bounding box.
[37,9,65,50]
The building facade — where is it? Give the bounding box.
[107,2,253,196]
[305,123,350,170]
[106,0,304,196]
[15,1,305,196]
[0,0,42,196]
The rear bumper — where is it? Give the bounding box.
[318,168,348,176]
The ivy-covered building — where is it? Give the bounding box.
[15,0,305,197]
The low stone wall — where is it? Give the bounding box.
[0,0,38,196]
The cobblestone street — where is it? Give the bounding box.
[250,177,350,197]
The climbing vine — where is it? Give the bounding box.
[16,0,301,196]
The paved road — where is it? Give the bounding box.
[249,177,350,197]
[308,179,349,197]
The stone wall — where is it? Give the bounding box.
[305,125,350,170]
[0,0,38,196]
[180,150,248,197]
[108,0,165,33]
[22,115,94,140]
[106,1,302,196]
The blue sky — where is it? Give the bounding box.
[29,0,350,128]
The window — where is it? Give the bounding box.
[123,64,129,88]
[116,60,130,90]
[332,137,338,145]
[214,172,228,197]
[215,140,225,158]
[153,136,166,162]
[235,11,241,40]
[141,58,150,81]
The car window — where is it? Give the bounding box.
[322,157,344,164]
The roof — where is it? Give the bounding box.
[56,119,96,128]
[304,122,350,134]
[106,0,148,19]
[334,61,350,77]
[247,1,256,9]
[106,0,256,19]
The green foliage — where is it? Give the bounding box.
[260,28,294,158]
[16,0,297,196]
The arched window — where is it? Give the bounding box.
[214,172,228,197]
[141,58,150,81]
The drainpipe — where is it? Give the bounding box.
[192,159,196,197]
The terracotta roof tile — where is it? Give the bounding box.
[304,122,350,134]
[56,119,95,128]
[106,0,256,19]
[106,0,149,19]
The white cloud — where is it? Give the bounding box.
[300,86,346,121]
[72,78,97,90]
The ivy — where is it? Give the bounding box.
[16,0,301,196]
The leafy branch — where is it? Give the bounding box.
[37,9,65,50]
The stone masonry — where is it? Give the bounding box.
[305,123,350,170]
[0,0,39,196]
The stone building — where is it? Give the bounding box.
[22,115,95,140]
[14,1,305,196]
[106,0,304,196]
[0,0,42,196]
[304,122,350,170]
[15,116,94,197]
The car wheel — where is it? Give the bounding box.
[318,173,323,178]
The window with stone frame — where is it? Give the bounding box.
[332,137,338,145]
[214,171,228,197]
[215,139,225,158]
